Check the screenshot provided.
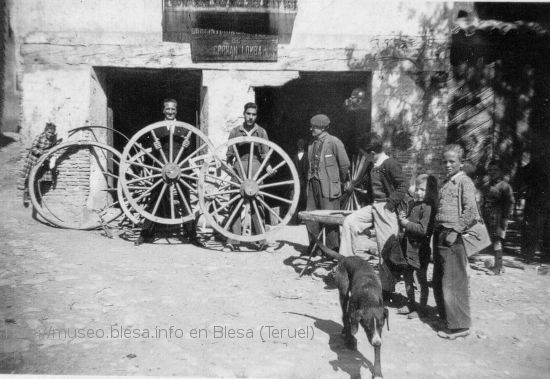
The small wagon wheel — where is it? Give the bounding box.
[28,140,124,230]
[116,180,144,225]
[198,136,300,243]
[68,125,132,145]
[119,121,214,225]
[340,154,370,211]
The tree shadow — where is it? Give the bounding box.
[286,311,376,379]
[343,2,451,174]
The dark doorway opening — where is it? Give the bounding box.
[255,71,371,158]
[95,67,202,152]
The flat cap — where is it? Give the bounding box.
[310,114,330,128]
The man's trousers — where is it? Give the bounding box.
[339,202,399,291]
[433,228,471,330]
[305,178,340,249]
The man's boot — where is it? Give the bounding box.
[488,249,504,275]
[419,288,429,311]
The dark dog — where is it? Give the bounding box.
[335,256,389,379]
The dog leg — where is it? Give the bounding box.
[373,344,382,379]
[340,293,349,337]
[335,265,350,339]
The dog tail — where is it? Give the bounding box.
[316,243,346,261]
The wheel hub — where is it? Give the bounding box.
[241,179,259,197]
[162,163,181,181]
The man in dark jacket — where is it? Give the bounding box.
[305,114,350,251]
[135,98,198,246]
[339,133,408,293]
[292,138,309,218]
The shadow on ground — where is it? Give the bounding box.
[286,312,375,379]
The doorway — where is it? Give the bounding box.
[94,67,202,152]
[255,71,371,158]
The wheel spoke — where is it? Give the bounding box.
[232,144,247,180]
[256,196,283,224]
[180,173,199,182]
[204,173,240,188]
[252,147,274,181]
[133,141,165,168]
[205,189,240,198]
[173,131,192,164]
[150,129,169,165]
[177,147,202,168]
[127,160,163,173]
[125,168,142,181]
[223,198,244,231]
[251,199,266,235]
[258,180,295,189]
[175,182,193,215]
[127,173,162,185]
[169,126,174,163]
[151,183,168,216]
[211,194,241,216]
[258,190,293,204]
[256,160,287,184]
[248,141,254,179]
[133,179,163,203]
[127,186,151,190]
[180,165,200,173]
[353,192,360,210]
[220,159,244,183]
[103,171,119,181]
[178,178,197,195]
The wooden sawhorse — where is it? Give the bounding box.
[297,210,353,276]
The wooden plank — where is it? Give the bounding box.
[20,42,448,71]
[297,210,352,225]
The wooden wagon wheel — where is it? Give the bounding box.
[119,121,214,225]
[68,125,132,145]
[340,154,370,211]
[198,136,300,243]
[28,140,124,230]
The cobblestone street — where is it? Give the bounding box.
[1,141,550,378]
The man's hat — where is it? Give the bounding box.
[310,114,330,128]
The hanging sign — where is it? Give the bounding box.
[163,0,297,60]
[190,29,277,62]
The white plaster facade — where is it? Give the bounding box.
[13,0,452,142]
[11,0,457,212]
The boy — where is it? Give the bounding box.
[433,144,477,339]
[480,160,515,275]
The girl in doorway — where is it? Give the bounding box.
[397,174,438,318]
[17,123,59,207]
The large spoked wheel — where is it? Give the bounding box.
[198,136,300,243]
[119,121,214,225]
[28,140,124,229]
[341,154,370,211]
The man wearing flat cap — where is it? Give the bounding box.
[305,114,350,252]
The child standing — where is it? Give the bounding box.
[480,160,515,275]
[17,123,58,207]
[433,144,478,339]
[397,174,438,318]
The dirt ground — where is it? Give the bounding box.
[1,139,550,379]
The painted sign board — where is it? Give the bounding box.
[190,29,277,62]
